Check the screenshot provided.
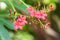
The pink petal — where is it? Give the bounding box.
[41,16,46,20]
[27,6,33,12]
[14,26,18,30]
[43,13,47,17]
[45,22,51,27]
[19,26,23,30]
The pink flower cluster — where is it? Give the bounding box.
[27,6,47,20]
[13,15,27,30]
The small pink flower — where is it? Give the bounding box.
[30,10,36,16]
[35,11,41,18]
[39,10,47,20]
[45,22,51,27]
[27,6,33,12]
[35,10,47,20]
[13,15,27,30]
[40,22,51,29]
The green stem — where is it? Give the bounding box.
[8,0,16,11]
[8,0,18,21]
[19,0,28,7]
[38,19,47,29]
[38,19,43,26]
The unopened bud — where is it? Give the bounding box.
[49,3,56,11]
[14,11,16,15]
[9,8,12,13]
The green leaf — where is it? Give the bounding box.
[12,0,29,14]
[0,24,10,40]
[0,35,2,40]
[0,12,9,18]
[0,17,14,30]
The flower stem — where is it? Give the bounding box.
[19,0,28,8]
[8,0,18,21]
[38,19,47,29]
[38,19,43,26]
[8,0,16,11]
